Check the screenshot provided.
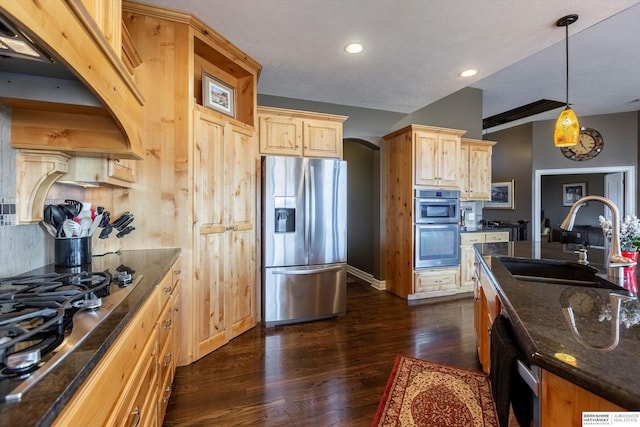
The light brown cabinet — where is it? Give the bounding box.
[413,126,465,188]
[473,254,502,374]
[258,106,347,158]
[193,108,256,359]
[459,138,496,201]
[61,156,136,187]
[383,124,466,299]
[120,2,261,366]
[461,231,509,292]
[413,267,460,298]
[54,257,181,427]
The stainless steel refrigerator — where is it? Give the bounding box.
[262,155,347,326]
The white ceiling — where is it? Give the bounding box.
[140,0,640,131]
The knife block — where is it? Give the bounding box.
[91,232,121,256]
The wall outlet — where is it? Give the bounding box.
[577,232,581,238]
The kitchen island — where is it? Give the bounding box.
[475,240,639,415]
[0,248,180,427]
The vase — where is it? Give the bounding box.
[621,250,638,272]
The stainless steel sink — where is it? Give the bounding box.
[497,256,625,291]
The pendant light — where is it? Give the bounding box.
[554,14,580,148]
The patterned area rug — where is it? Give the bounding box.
[372,355,498,427]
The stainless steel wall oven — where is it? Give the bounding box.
[414,189,461,269]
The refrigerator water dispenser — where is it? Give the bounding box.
[275,208,295,233]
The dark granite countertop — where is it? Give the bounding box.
[476,241,639,410]
[0,248,181,427]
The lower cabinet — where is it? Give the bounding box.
[461,231,509,292]
[473,255,501,374]
[413,267,459,298]
[54,257,181,427]
[540,369,624,426]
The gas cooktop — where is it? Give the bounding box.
[0,268,142,401]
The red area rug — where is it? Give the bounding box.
[372,355,498,427]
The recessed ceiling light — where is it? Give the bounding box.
[460,69,478,78]
[345,43,364,54]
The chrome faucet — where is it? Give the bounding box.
[562,292,635,352]
[560,195,635,277]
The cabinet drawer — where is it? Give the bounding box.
[109,327,158,427]
[461,233,485,245]
[414,269,459,293]
[484,232,509,242]
[157,333,175,424]
[158,295,174,354]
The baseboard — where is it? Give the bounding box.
[346,265,386,291]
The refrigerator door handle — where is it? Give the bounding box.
[305,163,312,257]
[271,265,344,275]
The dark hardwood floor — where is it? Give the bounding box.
[163,276,482,426]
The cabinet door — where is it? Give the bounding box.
[193,112,256,360]
[258,114,302,156]
[414,131,439,186]
[225,124,256,338]
[460,234,484,291]
[414,130,460,188]
[468,145,491,200]
[193,111,227,357]
[437,132,460,188]
[303,118,343,158]
[459,143,470,199]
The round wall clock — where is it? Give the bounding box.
[560,127,604,161]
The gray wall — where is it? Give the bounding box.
[484,123,533,225]
[344,139,380,278]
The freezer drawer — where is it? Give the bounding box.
[263,263,346,326]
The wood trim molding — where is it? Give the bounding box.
[16,150,71,224]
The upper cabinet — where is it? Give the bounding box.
[384,124,466,190]
[258,106,347,159]
[459,138,496,201]
[0,0,144,159]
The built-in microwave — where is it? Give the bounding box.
[415,223,461,269]
[414,189,460,223]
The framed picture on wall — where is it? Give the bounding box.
[562,182,587,206]
[202,71,235,117]
[485,180,514,209]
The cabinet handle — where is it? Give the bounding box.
[225,226,235,231]
[129,406,141,427]
[164,286,172,294]
[173,269,181,276]
[163,319,173,329]
[163,385,172,403]
[163,352,173,367]
[173,305,180,312]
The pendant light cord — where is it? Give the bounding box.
[565,23,569,108]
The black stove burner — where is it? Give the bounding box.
[0,271,112,376]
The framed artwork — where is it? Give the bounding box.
[562,182,587,206]
[202,71,235,117]
[485,180,514,209]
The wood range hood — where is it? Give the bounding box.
[0,0,144,160]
